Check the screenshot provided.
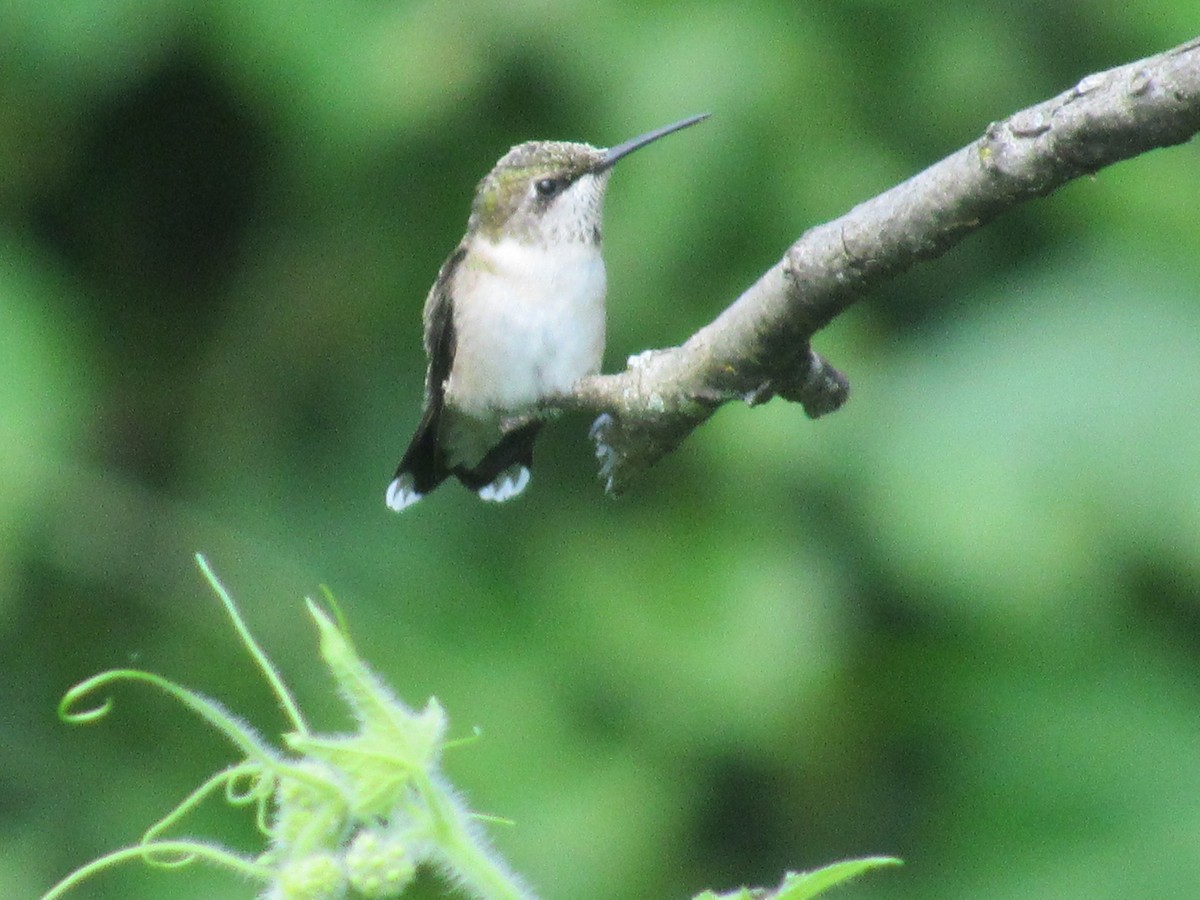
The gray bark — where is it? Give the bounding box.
[548,36,1200,494]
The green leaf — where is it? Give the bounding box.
[693,857,903,900]
[776,857,903,899]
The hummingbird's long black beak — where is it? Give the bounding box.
[592,113,710,173]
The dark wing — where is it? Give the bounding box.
[421,245,466,405]
[390,246,466,496]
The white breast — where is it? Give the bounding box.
[447,237,606,417]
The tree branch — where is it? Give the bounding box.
[549,35,1200,494]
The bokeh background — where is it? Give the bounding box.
[4,2,1199,898]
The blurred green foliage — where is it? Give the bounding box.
[2,1,1198,898]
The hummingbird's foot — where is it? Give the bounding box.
[589,413,620,494]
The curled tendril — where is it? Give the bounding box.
[57,666,278,764]
[45,555,540,900]
[42,841,269,900]
[57,670,147,724]
[139,843,198,870]
[444,725,484,752]
[137,762,273,862]
[58,694,111,724]
[224,763,274,805]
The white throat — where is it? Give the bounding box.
[446,236,607,417]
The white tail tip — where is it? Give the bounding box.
[477,465,531,503]
[386,475,424,512]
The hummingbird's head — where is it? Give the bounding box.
[470,141,609,246]
[468,113,709,247]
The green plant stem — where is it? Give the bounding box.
[42,841,270,900]
[196,553,309,736]
[417,769,534,900]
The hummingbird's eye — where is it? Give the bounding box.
[534,177,562,198]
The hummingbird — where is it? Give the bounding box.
[386,113,708,511]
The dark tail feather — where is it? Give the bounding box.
[386,409,449,511]
[453,422,542,492]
